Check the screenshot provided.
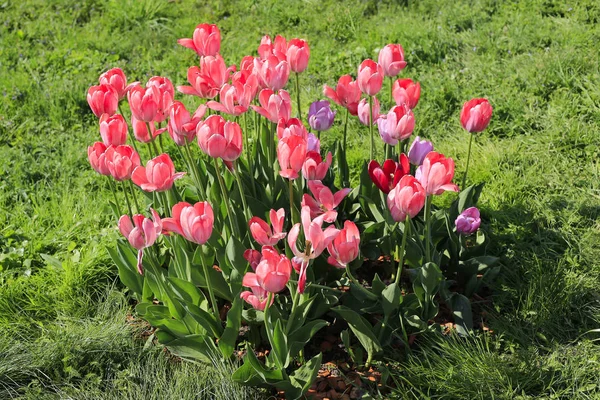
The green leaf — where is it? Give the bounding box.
[164,334,217,363]
[107,242,143,295]
[244,344,285,383]
[219,295,242,358]
[226,235,248,275]
[270,319,289,368]
[183,302,223,338]
[340,329,357,363]
[288,319,328,356]
[167,277,205,306]
[287,353,323,400]
[418,262,443,294]
[449,293,473,336]
[332,306,382,363]
[381,283,402,317]
[232,360,264,386]
[40,253,63,270]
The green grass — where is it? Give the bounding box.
[1,0,599,398]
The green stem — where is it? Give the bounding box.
[121,181,134,217]
[288,179,296,225]
[369,95,375,160]
[295,72,302,120]
[342,108,350,187]
[158,131,165,153]
[395,216,410,284]
[107,178,123,216]
[198,245,221,322]
[183,142,205,195]
[233,162,250,222]
[345,263,373,298]
[462,131,474,189]
[243,113,257,198]
[389,76,393,106]
[424,196,432,263]
[214,157,239,237]
[270,121,277,190]
[151,140,161,157]
[128,180,141,213]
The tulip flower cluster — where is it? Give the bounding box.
[87,23,498,399]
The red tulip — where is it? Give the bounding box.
[146,76,174,123]
[255,246,292,293]
[132,154,185,192]
[287,38,310,73]
[131,116,162,143]
[392,78,421,109]
[368,153,410,194]
[162,201,214,245]
[104,145,140,181]
[252,89,292,123]
[378,44,407,77]
[99,68,134,100]
[206,84,248,116]
[327,221,360,268]
[177,23,221,58]
[118,208,162,274]
[197,115,243,161]
[323,75,361,116]
[253,55,290,91]
[415,152,459,195]
[249,208,287,246]
[357,59,384,96]
[357,97,380,126]
[127,85,160,122]
[99,113,128,146]
[302,151,332,181]
[460,98,492,133]
[377,104,415,145]
[87,142,110,176]
[387,175,426,222]
[244,249,262,271]
[87,84,118,118]
[277,134,307,180]
[167,101,205,146]
[302,181,351,224]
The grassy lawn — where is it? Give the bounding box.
[1,0,599,398]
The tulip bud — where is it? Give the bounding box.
[307,100,336,131]
[87,84,118,118]
[408,136,433,166]
[377,104,415,146]
[460,98,492,133]
[357,59,384,96]
[387,175,426,222]
[378,44,407,77]
[286,38,310,73]
[99,113,128,146]
[455,207,481,235]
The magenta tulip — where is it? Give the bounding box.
[455,207,481,235]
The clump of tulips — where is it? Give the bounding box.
[87,23,499,398]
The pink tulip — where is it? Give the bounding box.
[377,104,415,145]
[378,44,407,77]
[302,180,351,224]
[252,89,292,123]
[132,154,185,192]
[327,221,360,268]
[248,208,287,246]
[287,38,310,73]
[387,175,426,222]
[255,246,292,293]
[253,55,290,91]
[127,85,160,122]
[230,73,259,108]
[357,59,384,96]
[323,75,361,116]
[368,153,410,194]
[238,56,256,74]
[131,115,162,143]
[393,78,421,109]
[197,115,243,161]
[244,249,262,271]
[178,23,221,58]
[302,151,332,181]
[455,207,481,235]
[118,209,162,274]
[357,97,380,126]
[87,142,110,176]
[104,145,141,181]
[162,201,214,245]
[99,113,128,146]
[240,273,272,311]
[277,134,307,180]
[87,84,118,118]
[288,206,339,293]
[276,118,308,140]
[206,84,248,116]
[460,98,492,133]
[168,101,206,146]
[178,66,219,99]
[146,76,174,123]
[99,68,134,100]
[415,152,460,195]
[258,35,287,62]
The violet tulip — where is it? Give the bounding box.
[455,207,481,235]
[377,104,415,146]
[415,152,459,195]
[104,145,141,181]
[327,221,360,269]
[368,153,410,194]
[408,136,433,166]
[118,209,162,274]
[357,59,384,96]
[387,175,426,222]
[132,153,185,192]
[87,84,118,118]
[323,75,361,116]
[99,113,128,146]
[392,78,420,109]
[249,208,287,246]
[162,201,214,245]
[197,115,243,161]
[378,44,407,77]
[178,23,221,58]
[308,100,336,131]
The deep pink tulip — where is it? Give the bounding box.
[415,152,460,195]
[127,85,160,122]
[287,38,310,73]
[387,175,426,222]
[249,208,287,246]
[301,180,351,223]
[167,101,206,146]
[87,142,110,176]
[146,76,174,123]
[104,145,140,181]
[244,249,262,271]
[277,134,307,180]
[393,78,421,109]
[288,206,339,293]
[323,75,361,116]
[357,97,380,126]
[162,201,214,245]
[368,153,410,194]
[118,209,162,274]
[131,116,162,143]
[407,136,433,166]
[240,273,272,311]
[255,246,292,293]
[460,98,493,133]
[87,84,118,118]
[99,68,134,100]
[197,115,243,161]
[276,118,308,140]
[206,84,248,116]
[99,113,128,146]
[327,221,360,268]
[357,59,384,96]
[252,89,292,123]
[253,55,290,91]
[132,153,185,192]
[377,104,415,145]
[455,207,481,235]
[302,151,332,181]
[178,23,221,58]
[378,44,407,77]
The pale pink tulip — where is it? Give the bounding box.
[357,97,380,126]
[87,142,110,176]
[357,59,384,96]
[253,55,290,91]
[167,101,206,146]
[460,98,492,133]
[99,68,134,100]
[146,76,174,123]
[131,115,162,143]
[127,85,160,122]
[377,104,415,145]
[132,154,185,192]
[240,272,272,311]
[287,38,310,73]
[206,84,248,116]
[258,35,287,62]
[276,118,308,140]
[255,246,292,293]
[249,208,287,246]
[392,78,420,109]
[118,209,162,274]
[378,44,407,77]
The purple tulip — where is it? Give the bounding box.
[308,100,336,131]
[455,207,481,235]
[307,132,320,153]
[408,136,434,166]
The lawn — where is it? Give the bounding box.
[1,0,600,398]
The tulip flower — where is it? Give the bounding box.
[127,85,160,122]
[252,89,292,123]
[87,142,110,176]
[460,98,493,133]
[392,78,421,109]
[87,84,118,118]
[238,55,256,74]
[286,38,310,73]
[368,153,410,194]
[249,208,287,246]
[387,175,426,222]
[301,180,351,223]
[455,207,481,235]
[327,221,360,268]
[258,35,287,62]
[277,134,307,180]
[253,55,290,91]
[104,145,141,181]
[244,249,262,271]
[162,201,214,245]
[255,246,292,293]
[377,104,415,146]
[276,118,308,140]
[99,68,134,100]
[288,206,339,293]
[378,44,407,77]
[307,133,320,153]
[146,76,174,123]
[131,116,162,143]
[177,23,221,58]
[229,73,259,108]
[99,113,128,146]
[240,273,272,311]
[178,66,219,99]
[206,83,248,116]
[302,151,332,181]
[132,154,185,192]
[408,136,433,166]
[323,75,361,116]
[167,101,205,146]
[357,59,384,96]
[197,115,243,161]
[416,152,459,195]
[358,97,380,126]
[118,209,162,275]
[308,100,336,131]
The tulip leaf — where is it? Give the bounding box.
[183,302,223,338]
[288,319,328,356]
[107,241,144,296]
[287,352,323,400]
[226,235,248,276]
[448,293,473,336]
[167,276,205,306]
[219,295,242,358]
[270,319,289,369]
[163,334,217,363]
[332,306,382,363]
[232,359,264,386]
[244,344,285,383]
[381,282,402,317]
